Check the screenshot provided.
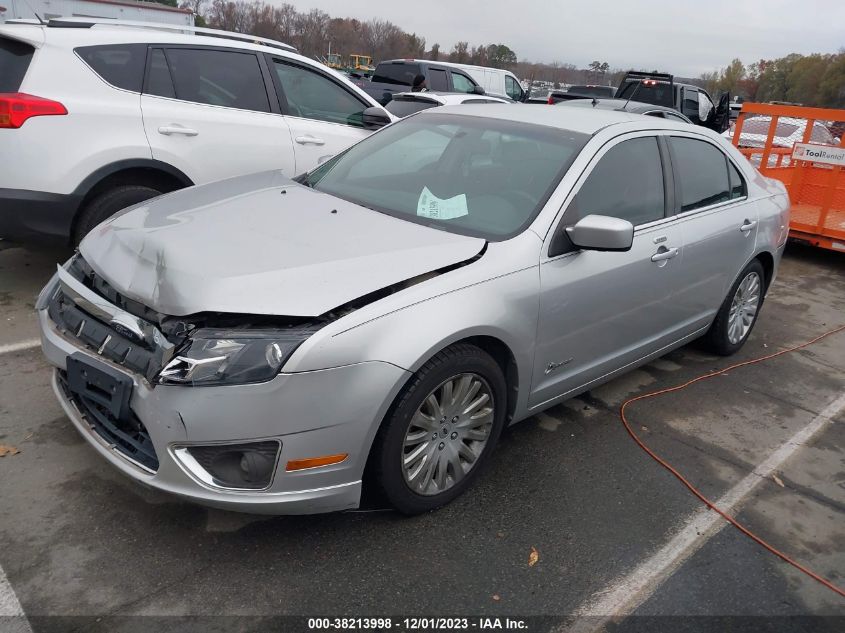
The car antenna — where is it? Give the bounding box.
[21,0,47,23]
[623,78,649,111]
[591,97,598,107]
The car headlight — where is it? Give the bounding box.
[157,329,309,386]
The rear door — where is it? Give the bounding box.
[266,56,373,173]
[140,46,296,184]
[531,134,687,408]
[667,134,758,330]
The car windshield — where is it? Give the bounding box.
[305,113,588,240]
[743,118,800,137]
[386,98,440,117]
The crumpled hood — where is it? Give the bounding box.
[80,170,485,317]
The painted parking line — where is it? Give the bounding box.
[0,564,32,633]
[570,390,845,628]
[0,340,41,356]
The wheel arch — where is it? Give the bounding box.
[69,159,194,241]
[754,250,775,293]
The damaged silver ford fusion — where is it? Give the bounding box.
[38,106,787,514]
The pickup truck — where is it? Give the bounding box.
[614,71,730,132]
[353,60,485,105]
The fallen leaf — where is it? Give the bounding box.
[641,425,649,432]
[772,474,785,488]
[0,444,20,457]
[23,433,33,441]
[528,546,540,567]
[492,594,501,602]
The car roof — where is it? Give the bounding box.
[379,58,517,76]
[561,98,682,115]
[392,92,509,105]
[429,103,649,134]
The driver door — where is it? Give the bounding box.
[267,57,374,173]
[530,134,689,409]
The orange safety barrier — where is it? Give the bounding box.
[730,102,845,252]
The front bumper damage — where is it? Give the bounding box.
[37,261,410,515]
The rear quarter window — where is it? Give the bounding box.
[76,44,148,92]
[372,63,420,86]
[0,37,35,92]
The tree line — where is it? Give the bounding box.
[701,52,845,108]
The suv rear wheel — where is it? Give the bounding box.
[73,185,163,245]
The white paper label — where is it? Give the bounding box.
[417,186,468,220]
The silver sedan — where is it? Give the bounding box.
[37,106,790,515]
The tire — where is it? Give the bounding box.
[72,185,163,246]
[702,259,765,356]
[372,343,507,515]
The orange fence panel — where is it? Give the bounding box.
[729,102,845,252]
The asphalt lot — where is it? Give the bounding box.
[0,240,843,632]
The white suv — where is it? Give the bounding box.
[0,19,392,244]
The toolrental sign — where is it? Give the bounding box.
[792,142,845,166]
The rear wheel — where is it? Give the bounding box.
[72,185,163,246]
[702,259,765,356]
[373,344,507,515]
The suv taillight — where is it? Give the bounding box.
[0,93,67,129]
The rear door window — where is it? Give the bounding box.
[427,68,449,91]
[0,37,34,92]
[145,48,175,98]
[77,44,147,92]
[728,161,746,199]
[567,136,665,226]
[160,48,270,112]
[372,63,420,86]
[670,137,732,211]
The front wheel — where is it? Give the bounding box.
[702,259,765,356]
[372,344,507,515]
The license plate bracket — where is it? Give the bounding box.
[66,353,133,420]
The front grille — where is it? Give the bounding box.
[57,370,159,472]
[47,256,166,380]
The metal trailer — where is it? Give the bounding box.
[731,102,845,252]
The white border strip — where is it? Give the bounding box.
[0,340,41,356]
[571,391,845,627]
[0,564,32,633]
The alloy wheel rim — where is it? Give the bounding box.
[401,373,495,496]
[727,271,761,345]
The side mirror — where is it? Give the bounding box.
[472,85,486,95]
[565,214,634,252]
[362,106,391,130]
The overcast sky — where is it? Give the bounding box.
[283,0,844,76]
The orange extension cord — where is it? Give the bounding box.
[619,323,845,599]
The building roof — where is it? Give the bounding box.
[81,0,193,15]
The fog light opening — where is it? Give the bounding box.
[181,441,280,490]
[286,453,348,472]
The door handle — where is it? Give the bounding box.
[651,247,679,262]
[295,135,326,146]
[740,219,758,233]
[158,125,199,136]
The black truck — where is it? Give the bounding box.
[352,59,484,105]
[614,71,730,132]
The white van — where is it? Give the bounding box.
[426,60,525,101]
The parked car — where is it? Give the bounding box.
[725,115,836,149]
[38,105,788,515]
[558,98,693,123]
[357,59,486,105]
[438,61,526,101]
[385,91,511,118]
[614,71,730,132]
[0,18,392,245]
[548,84,616,104]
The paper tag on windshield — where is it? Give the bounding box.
[417,186,468,220]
